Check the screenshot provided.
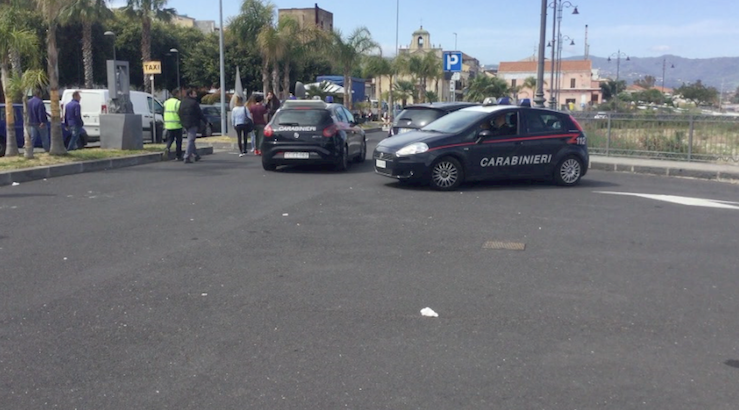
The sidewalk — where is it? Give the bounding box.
[589,155,739,183]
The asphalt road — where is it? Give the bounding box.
[2,131,739,409]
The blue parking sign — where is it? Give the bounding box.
[443,51,462,72]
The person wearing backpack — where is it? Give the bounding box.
[232,96,254,157]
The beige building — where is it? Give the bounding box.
[172,14,217,34]
[371,27,481,105]
[278,3,333,31]
[497,59,602,110]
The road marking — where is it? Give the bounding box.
[594,191,739,210]
[483,241,526,251]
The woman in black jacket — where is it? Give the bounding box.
[178,88,206,163]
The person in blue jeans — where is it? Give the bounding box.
[177,88,205,163]
[64,91,84,151]
[28,89,50,152]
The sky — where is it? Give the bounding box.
[109,0,739,65]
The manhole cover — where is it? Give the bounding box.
[483,241,526,251]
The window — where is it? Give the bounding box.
[511,79,517,88]
[525,111,563,133]
[417,36,424,47]
[333,107,348,123]
[342,107,355,124]
[570,78,576,88]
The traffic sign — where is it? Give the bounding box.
[443,51,462,72]
[143,61,161,75]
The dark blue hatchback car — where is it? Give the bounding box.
[0,104,86,156]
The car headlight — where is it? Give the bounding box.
[396,142,429,157]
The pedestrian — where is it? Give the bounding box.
[178,88,205,164]
[28,89,50,152]
[163,89,183,161]
[64,91,84,151]
[265,90,280,122]
[232,96,254,157]
[245,94,258,153]
[249,93,268,156]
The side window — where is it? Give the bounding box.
[480,111,519,137]
[147,97,154,114]
[333,107,348,123]
[342,107,355,124]
[153,99,164,115]
[526,111,562,133]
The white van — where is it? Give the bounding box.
[60,89,164,141]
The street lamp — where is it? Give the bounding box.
[104,31,116,62]
[547,0,579,109]
[554,35,575,105]
[607,50,630,82]
[218,0,226,136]
[169,48,180,94]
[453,32,457,50]
[661,57,675,92]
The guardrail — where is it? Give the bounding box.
[571,112,739,163]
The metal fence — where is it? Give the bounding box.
[570,112,739,163]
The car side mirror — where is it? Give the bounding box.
[349,121,357,127]
[478,130,493,138]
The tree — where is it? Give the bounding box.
[676,80,719,105]
[633,75,656,89]
[393,80,414,107]
[60,0,113,89]
[13,69,48,159]
[123,0,175,93]
[231,0,274,95]
[407,52,442,102]
[36,0,73,155]
[362,54,392,103]
[0,6,39,157]
[328,27,379,109]
[463,75,508,102]
[600,79,626,101]
[256,22,282,96]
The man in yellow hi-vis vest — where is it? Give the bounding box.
[163,89,183,161]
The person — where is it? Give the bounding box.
[163,89,183,161]
[492,113,516,136]
[249,93,268,156]
[178,88,205,164]
[28,89,50,152]
[232,96,254,157]
[265,90,280,122]
[382,110,391,130]
[64,91,84,151]
[245,95,258,152]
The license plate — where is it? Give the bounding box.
[375,159,386,168]
[284,152,309,159]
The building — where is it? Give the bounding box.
[371,26,481,106]
[172,14,217,34]
[278,3,333,31]
[497,59,602,110]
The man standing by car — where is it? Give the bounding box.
[249,94,268,156]
[163,89,183,161]
[178,88,205,164]
[64,91,84,151]
[28,89,49,152]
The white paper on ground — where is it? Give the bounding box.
[420,307,439,317]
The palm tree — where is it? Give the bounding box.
[256,22,283,96]
[229,0,274,95]
[13,69,48,159]
[463,75,508,103]
[123,0,175,93]
[35,0,73,155]
[362,54,392,105]
[328,27,379,109]
[394,80,415,107]
[0,7,39,157]
[60,0,113,89]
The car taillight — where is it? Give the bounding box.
[264,125,274,137]
[323,123,337,137]
[102,104,108,114]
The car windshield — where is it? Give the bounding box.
[394,108,445,128]
[422,110,489,133]
[273,109,331,126]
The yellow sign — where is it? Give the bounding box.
[143,61,161,75]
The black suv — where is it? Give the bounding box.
[261,100,366,171]
[389,102,478,138]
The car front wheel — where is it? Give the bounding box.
[429,156,464,191]
[553,155,583,186]
[355,139,366,163]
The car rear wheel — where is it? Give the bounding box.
[355,139,366,163]
[429,156,464,191]
[335,145,349,171]
[553,155,583,186]
[262,160,276,171]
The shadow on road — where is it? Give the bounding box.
[0,193,57,199]
[381,177,620,192]
[271,161,375,175]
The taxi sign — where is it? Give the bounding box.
[143,61,161,75]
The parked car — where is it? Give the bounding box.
[388,102,478,138]
[261,99,366,172]
[593,111,609,119]
[0,103,88,156]
[199,105,227,137]
[373,104,589,191]
[60,89,164,142]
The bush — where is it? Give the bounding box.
[200,93,221,105]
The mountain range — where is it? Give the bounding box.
[575,55,739,92]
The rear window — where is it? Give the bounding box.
[394,108,445,128]
[273,109,331,126]
[203,107,220,116]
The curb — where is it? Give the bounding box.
[589,160,739,183]
[0,147,213,187]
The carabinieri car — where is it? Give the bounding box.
[373,104,589,190]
